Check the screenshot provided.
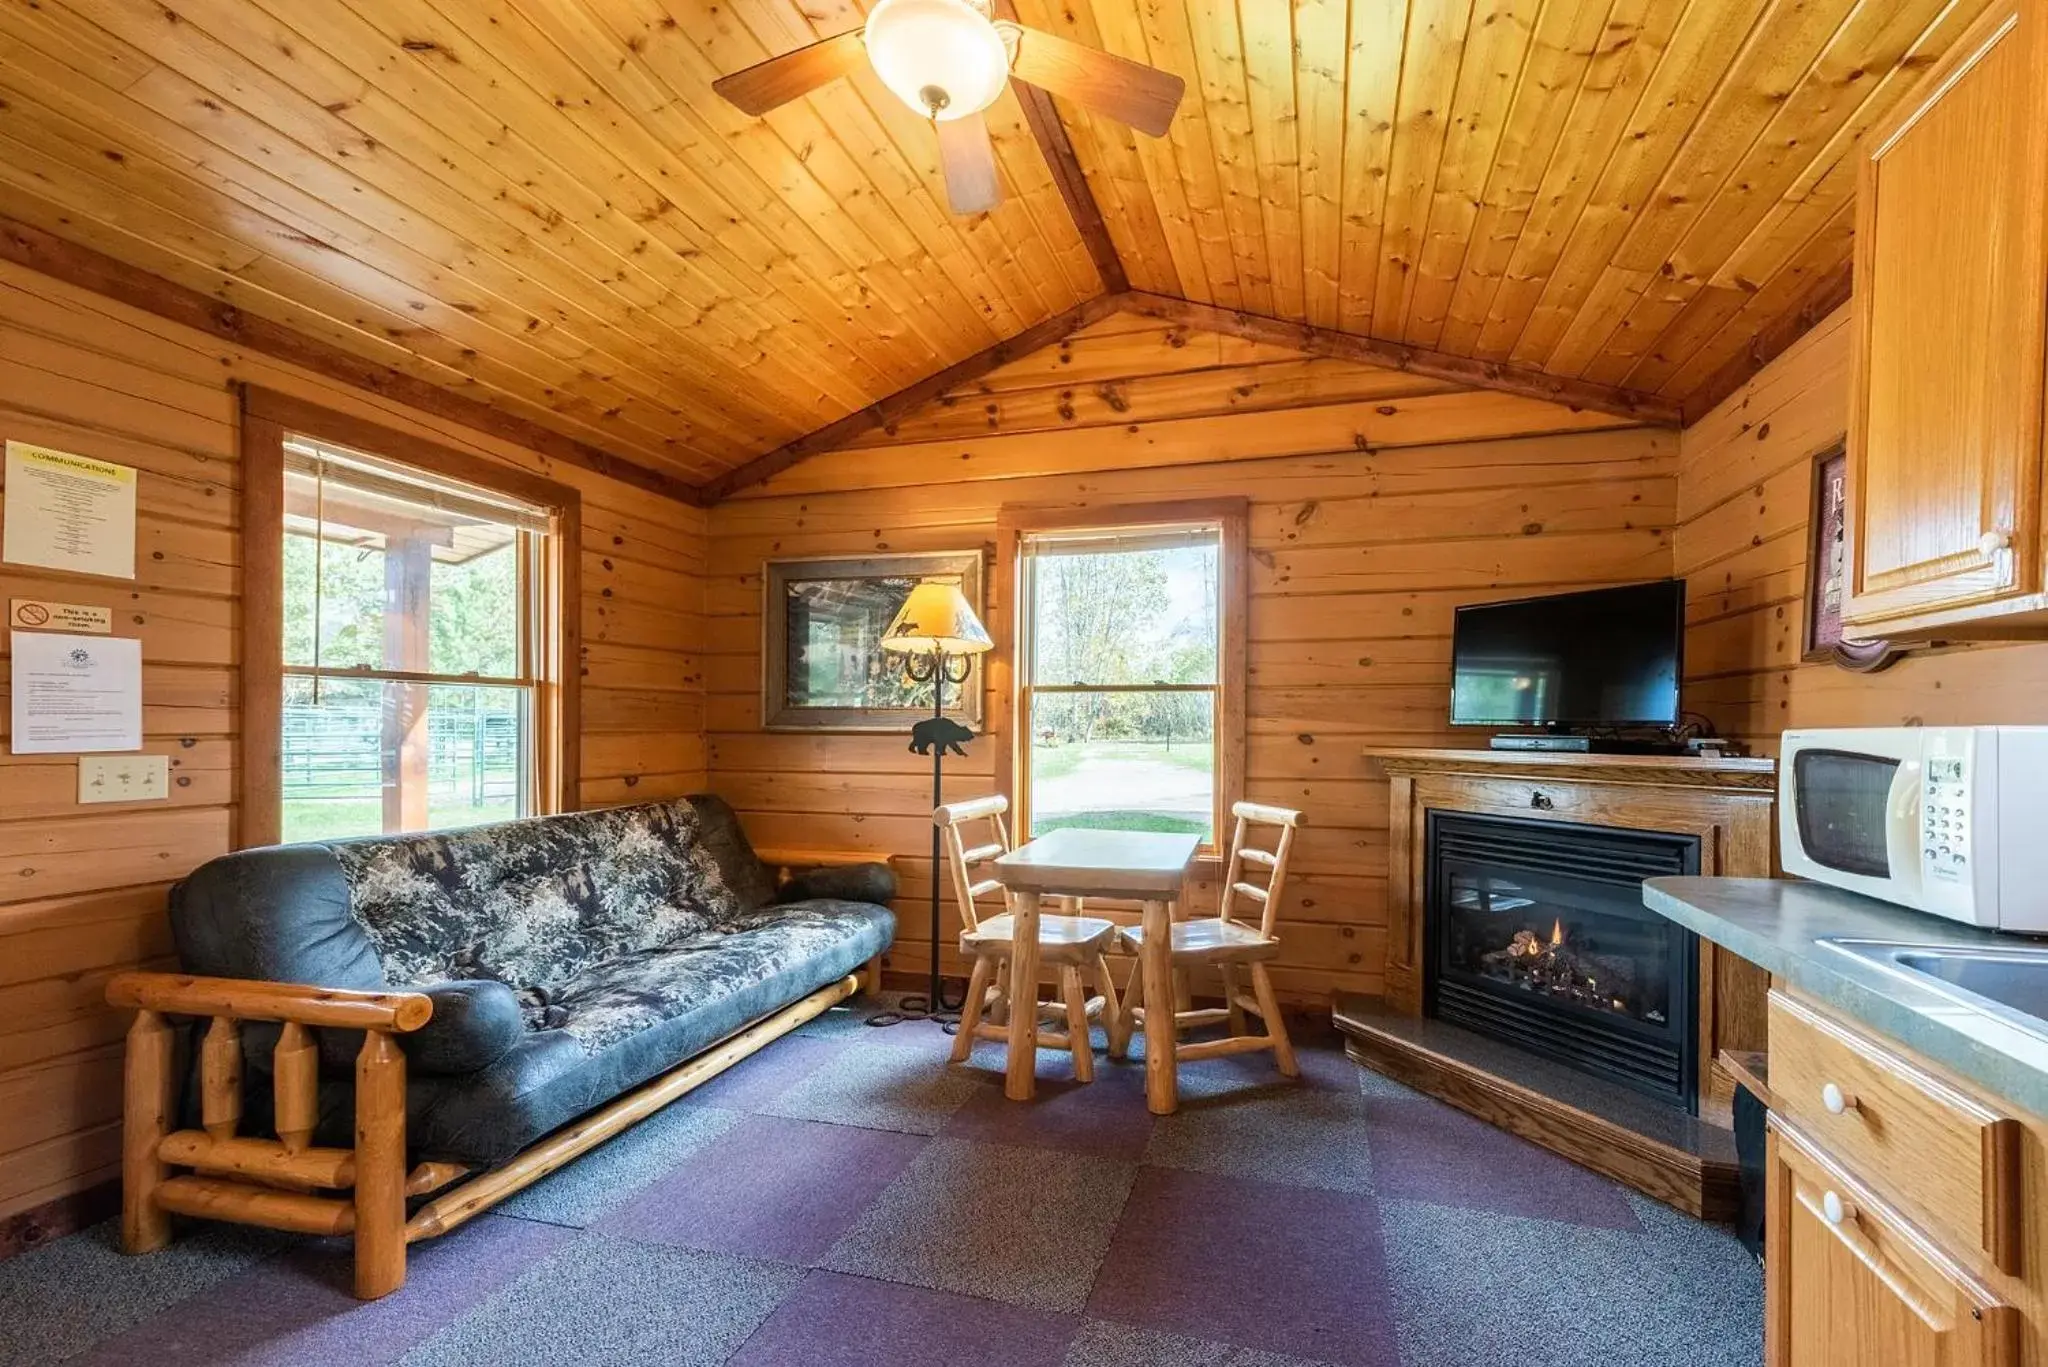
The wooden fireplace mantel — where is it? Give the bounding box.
[1365,746,1778,790]
[1364,746,1778,1124]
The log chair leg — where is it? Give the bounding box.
[1249,963,1299,1078]
[1109,949,1142,1060]
[354,1031,409,1300]
[1089,952,1121,1053]
[863,954,885,997]
[952,955,994,1064]
[1219,965,1248,1037]
[1060,965,1094,1083]
[121,1009,175,1254]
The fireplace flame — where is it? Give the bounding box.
[1549,918,1564,948]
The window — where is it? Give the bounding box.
[241,389,578,847]
[1004,502,1246,848]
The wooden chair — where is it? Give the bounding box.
[936,796,1121,1081]
[1110,801,1301,1077]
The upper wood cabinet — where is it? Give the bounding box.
[1845,0,2048,638]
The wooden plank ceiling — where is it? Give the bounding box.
[0,0,1987,496]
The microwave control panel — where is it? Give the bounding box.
[1922,754,1970,883]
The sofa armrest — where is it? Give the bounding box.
[755,848,883,871]
[773,861,897,907]
[106,971,433,1033]
[406,981,524,1074]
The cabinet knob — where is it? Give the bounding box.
[1821,1190,1855,1227]
[1979,529,2011,557]
[1821,1082,1858,1115]
[1530,791,1554,810]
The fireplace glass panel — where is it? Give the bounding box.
[1426,812,1700,1109]
[1440,870,1676,1032]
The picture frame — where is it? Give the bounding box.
[1802,442,1900,673]
[761,550,987,732]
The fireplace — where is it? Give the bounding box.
[1424,811,1701,1110]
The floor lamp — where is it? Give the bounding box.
[874,579,993,1025]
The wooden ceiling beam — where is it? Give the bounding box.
[0,215,708,508]
[1112,294,1686,427]
[1677,262,1855,426]
[697,293,1127,502]
[994,0,1128,294]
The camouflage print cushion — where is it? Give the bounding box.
[535,898,895,1051]
[328,798,745,999]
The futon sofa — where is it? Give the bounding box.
[107,795,894,1297]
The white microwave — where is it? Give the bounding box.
[1780,727,2048,932]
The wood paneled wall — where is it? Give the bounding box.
[0,258,705,1229]
[706,312,1677,1002]
[1677,306,2048,753]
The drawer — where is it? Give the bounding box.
[1770,991,2023,1273]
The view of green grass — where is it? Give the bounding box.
[1030,738,1215,781]
[1032,811,1209,836]
[282,799,517,844]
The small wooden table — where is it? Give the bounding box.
[992,828,1201,1112]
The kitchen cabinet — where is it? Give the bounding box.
[1767,1123,2016,1366]
[1845,0,2048,638]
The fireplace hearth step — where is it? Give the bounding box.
[1332,991,1741,1221]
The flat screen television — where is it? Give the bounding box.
[1449,579,1685,728]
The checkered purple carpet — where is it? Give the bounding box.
[0,997,1761,1366]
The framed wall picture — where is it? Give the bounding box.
[1803,442,1900,673]
[761,550,987,731]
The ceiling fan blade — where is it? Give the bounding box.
[712,28,867,116]
[936,112,1002,215]
[1007,26,1184,137]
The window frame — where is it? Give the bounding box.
[994,498,1247,857]
[238,386,581,848]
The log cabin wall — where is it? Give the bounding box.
[0,257,707,1232]
[705,313,1679,1003]
[1677,306,2048,760]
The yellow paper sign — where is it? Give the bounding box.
[3,440,138,580]
[10,599,114,634]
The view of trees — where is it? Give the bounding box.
[283,532,520,677]
[1030,542,1218,748]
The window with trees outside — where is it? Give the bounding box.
[1015,514,1241,846]
[274,432,560,843]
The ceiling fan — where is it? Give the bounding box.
[713,0,1185,216]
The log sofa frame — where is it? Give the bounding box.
[109,849,886,1300]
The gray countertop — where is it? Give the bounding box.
[1644,876,2048,1118]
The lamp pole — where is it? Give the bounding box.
[881,642,973,1024]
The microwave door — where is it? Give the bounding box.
[1790,747,1925,905]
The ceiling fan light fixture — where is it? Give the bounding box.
[863,0,1011,121]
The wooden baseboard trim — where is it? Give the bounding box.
[0,1177,120,1263]
[1338,1007,1742,1221]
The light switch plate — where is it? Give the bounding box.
[79,754,170,804]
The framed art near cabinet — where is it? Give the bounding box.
[762,550,987,731]
[1804,444,1900,673]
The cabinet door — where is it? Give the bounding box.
[1766,1123,2016,1367]
[1845,0,2048,630]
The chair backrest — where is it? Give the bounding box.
[1217,801,1302,940]
[933,794,1014,934]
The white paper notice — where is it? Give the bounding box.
[9,631,143,754]
[3,440,138,579]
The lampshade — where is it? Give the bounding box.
[880,580,993,656]
[862,0,1012,121]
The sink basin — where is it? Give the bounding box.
[1820,938,2048,1036]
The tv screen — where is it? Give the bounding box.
[1449,580,1684,728]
